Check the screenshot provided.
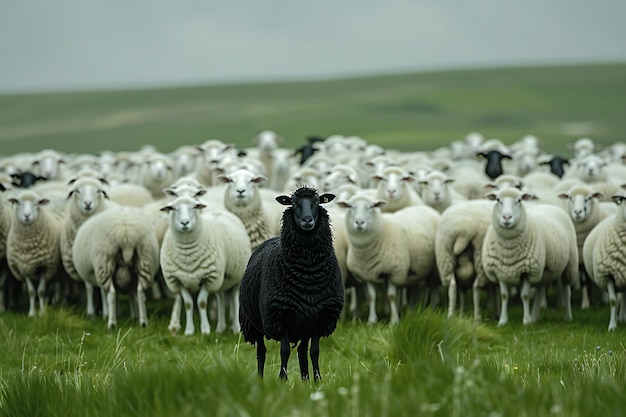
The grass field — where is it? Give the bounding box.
[1,62,626,156]
[1,63,626,416]
[0,300,624,417]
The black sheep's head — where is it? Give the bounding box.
[276,186,335,231]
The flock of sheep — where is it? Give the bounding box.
[1,132,626,336]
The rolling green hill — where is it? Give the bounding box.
[1,62,625,155]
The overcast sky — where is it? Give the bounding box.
[1,0,625,93]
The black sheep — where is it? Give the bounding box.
[239,186,344,381]
[539,155,569,178]
[478,150,512,180]
[294,136,325,165]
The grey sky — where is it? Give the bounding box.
[1,0,625,93]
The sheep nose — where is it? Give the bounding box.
[355,219,365,227]
[302,216,313,224]
[502,214,512,221]
[574,209,583,217]
[388,189,396,197]
[236,189,245,196]
[84,201,92,209]
[181,220,190,227]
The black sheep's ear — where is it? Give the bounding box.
[319,193,335,204]
[275,195,292,206]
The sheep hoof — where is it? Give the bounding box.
[108,323,116,331]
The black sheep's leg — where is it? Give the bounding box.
[310,333,321,382]
[298,338,310,381]
[279,335,290,380]
[256,338,267,378]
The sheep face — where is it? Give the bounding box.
[577,156,607,182]
[322,166,358,192]
[558,189,603,223]
[372,167,413,202]
[219,169,266,207]
[9,193,49,225]
[276,187,335,232]
[144,156,173,181]
[197,140,233,170]
[160,196,206,233]
[420,172,453,204]
[68,180,109,214]
[254,130,281,152]
[486,189,535,229]
[336,194,386,233]
[32,150,64,180]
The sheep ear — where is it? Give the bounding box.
[484,183,497,190]
[592,192,604,200]
[38,198,50,205]
[521,193,537,201]
[8,198,18,205]
[66,190,76,200]
[557,193,570,200]
[485,192,498,201]
[253,175,268,184]
[100,190,110,200]
[195,189,207,197]
[194,203,207,210]
[335,201,351,209]
[621,184,626,190]
[99,177,109,186]
[275,195,292,206]
[163,188,178,197]
[216,175,231,184]
[444,178,455,184]
[401,175,415,183]
[67,178,77,185]
[160,205,174,213]
[371,175,384,183]
[371,200,387,208]
[319,193,335,204]
[0,184,6,192]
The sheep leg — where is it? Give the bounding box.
[562,283,573,322]
[297,339,310,381]
[472,281,482,323]
[310,334,322,382]
[197,286,211,335]
[229,287,241,334]
[100,287,109,319]
[531,285,545,324]
[429,285,440,309]
[366,283,378,324]
[520,280,533,325]
[25,278,37,317]
[498,281,509,327]
[607,280,618,331]
[0,267,8,313]
[128,293,138,320]
[107,285,117,330]
[180,287,195,336]
[387,283,399,324]
[348,287,358,316]
[136,284,148,327]
[619,293,626,324]
[85,282,95,318]
[279,335,291,380]
[37,278,47,316]
[256,339,267,378]
[168,293,182,335]
[580,266,590,309]
[214,291,226,333]
[447,277,457,319]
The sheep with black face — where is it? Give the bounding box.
[239,186,344,381]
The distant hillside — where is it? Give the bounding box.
[0,62,625,155]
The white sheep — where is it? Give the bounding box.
[170,145,199,179]
[31,149,67,181]
[0,176,14,312]
[60,177,118,317]
[195,139,237,187]
[435,199,495,321]
[72,205,160,329]
[337,192,440,324]
[371,166,423,213]
[482,187,578,326]
[138,153,175,199]
[582,185,626,331]
[217,169,281,250]
[418,170,467,213]
[6,190,64,317]
[557,183,617,309]
[160,195,251,335]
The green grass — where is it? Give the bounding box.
[0,301,624,417]
[1,62,626,156]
